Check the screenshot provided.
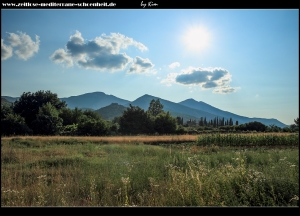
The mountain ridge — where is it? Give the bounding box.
[1,91,288,128]
[178,98,287,128]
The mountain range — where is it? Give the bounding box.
[1,91,288,128]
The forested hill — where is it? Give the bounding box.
[1,91,288,128]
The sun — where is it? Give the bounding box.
[183,26,211,52]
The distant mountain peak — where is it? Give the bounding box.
[141,94,156,98]
[184,98,197,102]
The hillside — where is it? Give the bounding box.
[126,94,221,122]
[60,92,130,110]
[1,96,19,103]
[95,103,127,120]
[1,98,13,107]
[179,99,288,128]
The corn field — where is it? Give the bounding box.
[196,133,299,147]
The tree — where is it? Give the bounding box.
[236,121,267,132]
[199,117,204,126]
[229,118,233,126]
[1,106,32,136]
[267,124,281,132]
[59,107,85,126]
[31,102,63,135]
[119,104,154,135]
[13,90,67,129]
[77,118,108,136]
[176,116,183,125]
[148,99,164,117]
[154,112,177,134]
[76,109,108,136]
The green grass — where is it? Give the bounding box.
[1,135,299,207]
[196,133,299,147]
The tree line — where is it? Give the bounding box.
[1,91,178,136]
[1,90,299,136]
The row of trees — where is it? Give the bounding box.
[1,90,299,136]
[1,91,108,136]
[178,116,238,127]
[199,116,237,127]
[1,91,179,136]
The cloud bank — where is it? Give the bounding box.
[1,31,40,61]
[50,31,152,73]
[161,67,240,94]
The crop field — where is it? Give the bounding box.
[1,133,299,207]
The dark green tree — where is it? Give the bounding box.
[77,118,108,136]
[236,121,267,132]
[148,99,164,117]
[199,117,204,126]
[154,112,177,134]
[229,117,233,126]
[176,116,184,125]
[59,107,86,126]
[267,124,281,132]
[31,102,63,135]
[1,106,32,136]
[76,109,108,136]
[13,90,67,129]
[82,109,102,121]
[119,104,154,135]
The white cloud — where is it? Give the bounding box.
[169,62,180,69]
[127,56,155,74]
[213,86,240,94]
[161,67,240,94]
[1,31,40,61]
[1,39,13,60]
[49,48,73,67]
[160,72,178,86]
[50,30,149,72]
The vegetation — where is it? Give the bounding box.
[196,133,299,147]
[1,98,13,107]
[148,98,164,117]
[95,103,126,120]
[2,90,298,206]
[1,134,298,206]
[119,104,155,135]
[1,90,298,136]
[2,91,298,206]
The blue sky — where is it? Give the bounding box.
[1,9,299,125]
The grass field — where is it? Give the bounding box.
[1,133,299,207]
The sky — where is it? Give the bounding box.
[1,9,299,125]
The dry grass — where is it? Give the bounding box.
[1,135,199,144]
[1,133,296,144]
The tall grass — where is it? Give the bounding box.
[1,136,298,207]
[196,133,299,147]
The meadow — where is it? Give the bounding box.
[1,133,299,207]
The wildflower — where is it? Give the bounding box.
[121,177,130,185]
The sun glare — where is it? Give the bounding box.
[183,26,211,52]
